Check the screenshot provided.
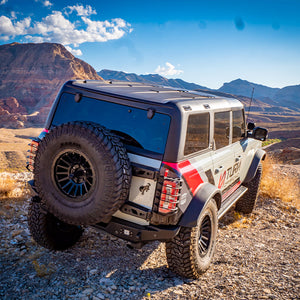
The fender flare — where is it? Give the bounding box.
[178,182,221,228]
[244,148,266,183]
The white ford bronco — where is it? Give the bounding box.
[27,80,268,278]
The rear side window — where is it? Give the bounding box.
[184,113,210,155]
[214,111,230,149]
[232,109,245,143]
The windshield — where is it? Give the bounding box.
[51,93,171,155]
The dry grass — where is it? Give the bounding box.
[227,211,253,229]
[0,127,43,171]
[0,173,32,217]
[0,175,17,198]
[219,209,256,229]
[32,260,55,277]
[260,157,300,209]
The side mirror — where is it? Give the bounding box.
[252,127,268,141]
[248,122,255,130]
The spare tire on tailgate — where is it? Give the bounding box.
[33,122,131,225]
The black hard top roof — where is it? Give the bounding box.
[69,80,243,111]
[72,80,218,103]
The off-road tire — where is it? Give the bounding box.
[235,163,262,214]
[28,199,83,250]
[166,199,218,279]
[33,122,131,225]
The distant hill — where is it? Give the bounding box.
[219,79,300,109]
[0,42,102,127]
[99,70,300,111]
[218,79,280,99]
[273,84,300,108]
[98,69,208,90]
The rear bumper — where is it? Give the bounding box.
[92,217,180,245]
[29,180,181,246]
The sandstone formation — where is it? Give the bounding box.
[0,42,102,128]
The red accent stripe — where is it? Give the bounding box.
[222,181,241,200]
[164,160,203,195]
[218,171,227,189]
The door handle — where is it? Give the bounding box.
[215,166,223,174]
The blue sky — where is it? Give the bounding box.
[0,0,299,89]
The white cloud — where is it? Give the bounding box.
[0,15,31,36]
[34,0,53,7]
[0,16,14,35]
[65,5,96,17]
[65,45,82,56]
[81,17,130,42]
[29,11,74,35]
[43,1,53,7]
[0,0,8,5]
[0,6,132,55]
[155,62,184,76]
[11,11,17,20]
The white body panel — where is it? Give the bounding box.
[128,176,157,209]
[113,154,160,226]
[128,153,161,169]
[211,145,236,191]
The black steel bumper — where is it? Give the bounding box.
[92,217,180,246]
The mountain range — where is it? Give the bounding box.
[98,70,300,110]
[0,42,299,128]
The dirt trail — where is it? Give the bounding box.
[0,182,299,299]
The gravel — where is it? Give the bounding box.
[0,172,299,299]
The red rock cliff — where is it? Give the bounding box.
[0,42,103,127]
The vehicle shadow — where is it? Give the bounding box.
[3,197,266,299]
[64,229,191,298]
[218,194,265,229]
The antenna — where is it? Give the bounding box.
[246,87,255,123]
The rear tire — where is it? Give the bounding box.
[33,122,131,225]
[28,198,83,250]
[235,163,262,214]
[166,199,218,279]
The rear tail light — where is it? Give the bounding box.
[26,128,49,172]
[26,138,40,172]
[159,169,182,214]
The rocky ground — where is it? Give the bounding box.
[0,173,299,300]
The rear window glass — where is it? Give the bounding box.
[51,93,171,154]
[184,113,210,155]
[214,111,230,149]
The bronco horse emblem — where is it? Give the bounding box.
[139,183,151,195]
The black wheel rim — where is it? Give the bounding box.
[198,214,212,256]
[54,151,94,199]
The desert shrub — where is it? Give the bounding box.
[262,138,282,147]
[260,156,300,209]
[0,173,32,200]
[0,175,16,197]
